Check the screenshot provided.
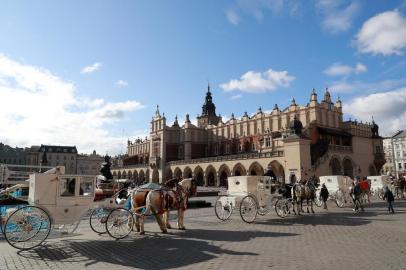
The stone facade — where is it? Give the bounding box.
[112,86,384,186]
[392,131,406,178]
[0,143,28,165]
[77,150,104,175]
[26,145,78,174]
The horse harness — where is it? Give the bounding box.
[157,184,190,214]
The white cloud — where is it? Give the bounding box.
[116,80,128,87]
[329,78,406,93]
[355,10,406,55]
[324,62,367,76]
[231,94,242,100]
[0,54,144,154]
[315,0,359,34]
[220,68,295,93]
[343,87,406,133]
[81,62,102,74]
[226,9,240,25]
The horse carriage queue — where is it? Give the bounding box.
[214,173,406,223]
[1,163,404,251]
[0,166,197,250]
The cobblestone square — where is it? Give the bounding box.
[1,197,406,270]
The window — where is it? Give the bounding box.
[60,178,76,196]
[265,138,271,147]
[252,143,256,151]
[375,146,381,153]
[79,177,93,196]
[214,145,219,155]
[396,144,400,149]
[404,163,406,171]
[397,152,401,158]
[238,144,243,152]
[225,144,230,154]
[399,163,402,170]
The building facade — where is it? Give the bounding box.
[382,137,395,175]
[0,143,28,165]
[392,131,406,178]
[76,150,104,175]
[112,86,385,186]
[26,145,78,174]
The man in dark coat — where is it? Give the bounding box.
[320,183,329,210]
[383,186,395,214]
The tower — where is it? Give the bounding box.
[197,84,221,128]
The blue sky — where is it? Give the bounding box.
[1,0,406,154]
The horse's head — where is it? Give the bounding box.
[179,178,197,197]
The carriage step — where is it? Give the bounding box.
[187,200,212,208]
[196,191,219,197]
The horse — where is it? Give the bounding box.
[132,178,197,234]
[292,179,316,215]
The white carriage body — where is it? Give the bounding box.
[222,176,275,208]
[367,175,389,192]
[319,175,353,193]
[27,167,100,225]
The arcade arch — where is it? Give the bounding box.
[232,163,246,176]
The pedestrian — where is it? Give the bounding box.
[320,183,329,210]
[351,182,364,212]
[382,186,395,214]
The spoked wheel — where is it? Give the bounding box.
[105,208,134,239]
[90,207,111,234]
[395,188,403,200]
[4,206,52,250]
[335,190,345,208]
[377,189,384,200]
[214,196,233,221]
[239,195,258,223]
[274,198,288,218]
[314,190,323,207]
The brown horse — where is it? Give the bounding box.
[132,178,197,234]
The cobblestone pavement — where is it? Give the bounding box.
[1,197,406,270]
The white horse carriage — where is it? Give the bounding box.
[367,175,390,199]
[318,175,353,207]
[214,176,281,223]
[0,167,119,250]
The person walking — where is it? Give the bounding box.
[351,182,364,212]
[320,183,329,210]
[382,186,395,214]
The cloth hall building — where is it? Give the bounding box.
[112,86,385,186]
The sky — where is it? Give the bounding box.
[1,0,406,155]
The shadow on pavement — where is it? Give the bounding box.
[16,232,260,269]
[183,228,298,242]
[256,199,406,227]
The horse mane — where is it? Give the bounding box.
[164,178,180,189]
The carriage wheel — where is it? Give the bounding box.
[105,208,134,239]
[4,206,51,250]
[90,207,111,234]
[395,188,403,199]
[239,195,258,223]
[274,198,288,218]
[335,190,345,208]
[314,190,323,207]
[214,196,233,221]
[378,189,384,200]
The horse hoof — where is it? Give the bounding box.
[307,211,310,213]
[162,230,168,234]
[166,225,172,229]
[140,231,145,235]
[178,227,186,230]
